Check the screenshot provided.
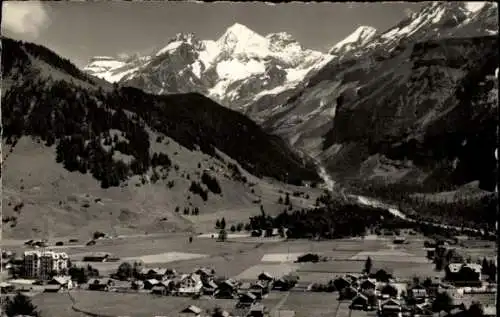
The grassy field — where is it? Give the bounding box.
[31,292,85,317]
[2,136,322,240]
[280,292,342,317]
[32,290,286,317]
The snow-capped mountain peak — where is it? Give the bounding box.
[328,26,378,56]
[216,23,271,57]
[83,22,329,109]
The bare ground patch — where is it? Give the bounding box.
[236,263,301,280]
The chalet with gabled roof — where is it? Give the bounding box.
[178,273,202,296]
[215,280,237,299]
[48,276,73,290]
[332,276,351,291]
[238,292,257,306]
[258,272,273,282]
[180,305,202,316]
[144,279,159,290]
[350,293,368,310]
[359,278,377,292]
[380,298,402,317]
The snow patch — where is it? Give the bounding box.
[156,41,182,56]
[216,58,266,81]
[191,61,202,78]
[331,26,377,51]
[465,1,487,13]
[198,40,221,68]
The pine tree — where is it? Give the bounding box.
[285,193,290,205]
[215,219,220,229]
[220,217,226,229]
[364,256,373,274]
[4,292,40,317]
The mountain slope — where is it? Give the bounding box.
[82,23,331,112]
[1,37,321,239]
[259,1,498,193]
[328,26,378,57]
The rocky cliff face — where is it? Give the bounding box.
[261,1,498,192]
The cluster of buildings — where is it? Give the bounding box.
[86,268,288,317]
[327,268,494,317]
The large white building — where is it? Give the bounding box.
[23,250,69,279]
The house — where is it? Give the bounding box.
[370,268,393,282]
[202,280,218,296]
[248,303,265,317]
[0,282,14,294]
[178,274,203,296]
[393,237,406,244]
[409,284,428,301]
[48,276,73,290]
[379,298,402,317]
[332,276,351,291]
[462,263,482,280]
[194,267,214,280]
[82,253,110,262]
[144,279,159,290]
[139,268,168,281]
[180,305,202,316]
[131,280,144,290]
[238,292,257,306]
[413,303,432,316]
[272,275,298,291]
[350,294,369,310]
[339,286,358,300]
[87,278,114,291]
[258,272,273,282]
[215,280,237,299]
[345,274,360,283]
[359,279,377,292]
[379,284,399,299]
[151,282,169,296]
[249,281,268,298]
[23,250,69,279]
[445,263,482,284]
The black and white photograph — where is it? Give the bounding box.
[0,1,498,316]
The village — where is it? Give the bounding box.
[0,230,496,317]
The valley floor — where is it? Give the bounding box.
[12,232,495,317]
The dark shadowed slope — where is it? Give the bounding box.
[2,37,319,186]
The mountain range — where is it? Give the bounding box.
[1,1,498,238]
[83,1,498,194]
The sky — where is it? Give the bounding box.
[2,1,426,68]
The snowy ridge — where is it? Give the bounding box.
[329,26,378,56]
[83,22,329,110]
